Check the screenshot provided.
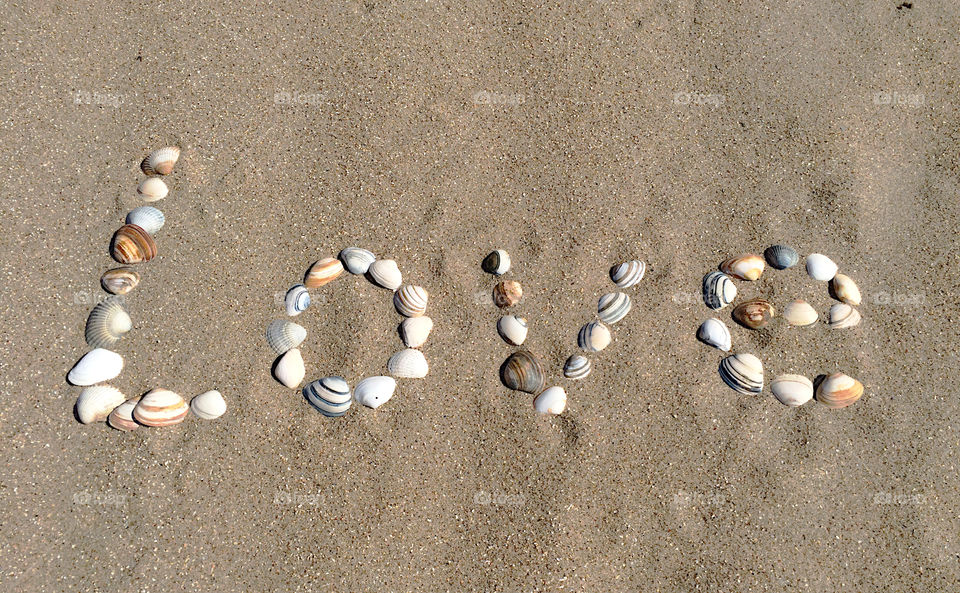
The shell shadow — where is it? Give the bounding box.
[812,374,827,403]
[269,353,285,384]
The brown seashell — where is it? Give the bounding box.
[304,257,343,288]
[720,254,765,281]
[101,267,140,295]
[816,373,864,409]
[110,224,157,264]
[500,350,544,394]
[492,280,522,308]
[732,299,775,329]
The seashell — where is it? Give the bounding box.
[141,146,180,176]
[481,249,511,275]
[732,299,775,330]
[67,348,124,386]
[828,303,861,329]
[354,376,396,409]
[497,315,528,346]
[284,284,310,316]
[107,397,141,431]
[492,280,522,308]
[84,299,132,348]
[597,292,632,324]
[805,253,838,281]
[534,386,567,415]
[702,271,737,310]
[400,316,433,348]
[303,257,343,288]
[782,299,818,327]
[578,320,612,352]
[338,247,376,275]
[718,353,763,395]
[75,385,127,424]
[133,388,189,427]
[110,224,157,264]
[500,351,545,394]
[304,377,352,416]
[137,177,168,202]
[563,354,591,379]
[394,285,428,317]
[831,273,861,306]
[720,254,765,281]
[696,318,731,352]
[265,319,306,354]
[367,259,403,290]
[770,374,813,407]
[387,348,429,379]
[125,206,165,234]
[101,267,140,295]
[816,372,864,408]
[764,245,799,270]
[190,390,226,420]
[273,348,305,388]
[610,260,646,288]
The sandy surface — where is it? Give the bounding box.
[2,1,959,591]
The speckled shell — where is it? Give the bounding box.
[304,257,343,288]
[497,315,528,346]
[387,348,429,379]
[816,373,864,408]
[75,385,127,424]
[732,299,775,330]
[770,374,813,407]
[597,292,632,324]
[273,348,305,388]
[367,259,403,290]
[110,224,157,264]
[400,316,433,348]
[578,321,611,352]
[354,376,396,409]
[831,273,861,306]
[394,285,428,317]
[190,390,226,420]
[107,397,141,431]
[610,260,646,288]
[482,250,511,275]
[764,245,800,270]
[697,318,731,352]
[141,147,180,176]
[265,319,307,354]
[806,253,838,281]
[125,206,165,234]
[563,354,591,379]
[304,377,352,416]
[492,280,522,308]
[137,177,168,202]
[101,267,140,295]
[84,299,132,348]
[285,284,310,316]
[534,386,567,415]
[338,247,376,275]
[720,254,765,281]
[133,388,189,427]
[67,348,124,386]
[829,303,861,329]
[500,351,545,394]
[718,353,763,395]
[702,271,737,310]
[782,300,818,326]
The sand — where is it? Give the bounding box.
[2,1,959,591]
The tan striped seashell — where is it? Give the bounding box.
[133,388,189,427]
[816,373,863,408]
[303,257,343,288]
[720,254,765,281]
[393,285,428,317]
[110,224,157,264]
[101,267,140,295]
[107,397,141,431]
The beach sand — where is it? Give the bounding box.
[1,1,959,591]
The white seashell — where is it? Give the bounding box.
[831,273,861,306]
[718,353,763,395]
[534,386,567,414]
[125,206,165,234]
[610,260,646,288]
[563,354,591,379]
[399,316,433,348]
[829,303,861,329]
[141,146,180,176]
[137,177,169,202]
[284,284,310,316]
[816,372,864,408]
[697,318,731,352]
[702,271,737,310]
[190,390,226,420]
[304,377,353,416]
[387,348,429,379]
[497,315,528,346]
[107,397,140,431]
[481,250,511,275]
[782,300,819,327]
[367,259,402,290]
[67,348,124,386]
[354,376,397,409]
[720,254,764,281]
[273,348,305,388]
[338,247,376,275]
[806,253,838,281]
[393,285,428,317]
[597,292,632,324]
[578,321,611,352]
[133,388,189,426]
[84,299,132,349]
[770,374,813,407]
[265,319,306,354]
[75,385,127,424]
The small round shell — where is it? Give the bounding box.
[597,292,631,324]
[610,260,646,288]
[577,321,611,352]
[400,316,433,348]
[304,377,352,416]
[273,348,305,388]
[805,253,838,281]
[354,376,396,409]
[702,271,737,310]
[771,374,813,407]
[534,386,567,415]
[696,318,731,352]
[718,353,763,395]
[107,397,141,431]
[732,299,775,330]
[137,177,168,202]
[563,354,591,379]
[394,285,428,317]
[492,280,522,308]
[497,315,528,346]
[816,373,863,408]
[782,300,818,327]
[500,351,545,394]
[101,267,140,295]
[190,390,226,420]
[110,224,157,264]
[828,303,861,329]
[125,206,165,234]
[285,284,311,316]
[67,348,124,387]
[481,250,511,275]
[831,273,861,306]
[141,147,180,176]
[265,319,307,354]
[764,245,800,270]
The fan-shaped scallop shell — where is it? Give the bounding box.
[718,353,763,395]
[265,319,306,354]
[101,267,140,295]
[137,177,168,202]
[110,224,157,264]
[353,376,396,409]
[805,253,838,281]
[190,390,226,420]
[338,247,376,275]
[732,299,775,330]
[492,280,522,308]
[816,373,864,408]
[482,249,511,275]
[697,318,731,351]
[720,254,765,281]
[828,303,861,329]
[764,245,799,270]
[107,397,141,431]
[75,385,127,424]
[500,351,545,394]
[610,260,646,288]
[274,348,305,388]
[133,388,189,427]
[394,285,428,317]
[497,315,528,346]
[304,257,343,288]
[400,316,433,348]
[563,354,591,379]
[387,348,429,379]
[770,374,813,407]
[578,321,611,352]
[831,273,861,306]
[304,377,353,416]
[285,284,310,316]
[597,292,632,324]
[141,147,180,176]
[782,300,818,326]
[367,259,403,290]
[84,299,132,348]
[702,271,737,310]
[534,386,567,415]
[125,206,165,234]
[67,348,124,386]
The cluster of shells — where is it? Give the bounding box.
[266,249,431,416]
[697,246,864,408]
[68,148,227,429]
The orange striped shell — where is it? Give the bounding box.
[110,224,157,264]
[133,389,189,427]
